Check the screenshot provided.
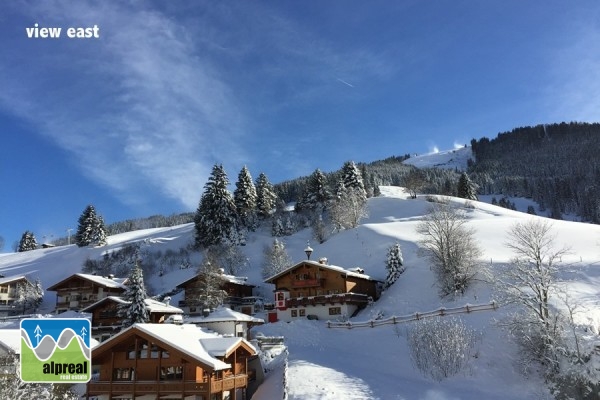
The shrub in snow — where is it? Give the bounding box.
[408,316,477,381]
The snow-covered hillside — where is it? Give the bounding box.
[1,184,600,399]
[403,146,472,170]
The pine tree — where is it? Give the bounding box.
[234,166,258,230]
[118,261,150,328]
[298,169,331,212]
[256,172,278,219]
[194,164,240,248]
[91,215,108,246]
[385,243,405,288]
[75,205,107,247]
[341,160,367,199]
[457,172,478,201]
[17,231,37,252]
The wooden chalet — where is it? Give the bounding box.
[87,323,257,400]
[81,296,184,342]
[264,257,382,322]
[176,272,255,316]
[47,273,128,313]
[0,275,36,317]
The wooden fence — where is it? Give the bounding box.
[326,301,498,329]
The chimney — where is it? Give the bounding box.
[163,296,171,306]
[318,257,328,265]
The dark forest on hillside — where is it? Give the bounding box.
[469,122,600,223]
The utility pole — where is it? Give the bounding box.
[66,228,73,245]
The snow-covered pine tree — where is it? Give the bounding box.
[341,160,367,199]
[385,243,405,288]
[75,205,107,247]
[234,166,258,231]
[298,169,332,213]
[17,231,37,252]
[91,214,108,246]
[457,172,478,201]
[256,172,278,219]
[194,164,240,248]
[118,261,150,328]
[262,239,292,279]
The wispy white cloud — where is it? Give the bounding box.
[0,1,247,210]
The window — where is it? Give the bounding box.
[160,366,183,380]
[150,344,160,359]
[113,368,135,380]
[291,309,298,318]
[329,307,341,315]
[0,286,7,294]
[299,309,306,317]
[138,340,149,358]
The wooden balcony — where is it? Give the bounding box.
[291,278,324,288]
[286,293,370,308]
[87,375,248,395]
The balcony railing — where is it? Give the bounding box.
[87,375,248,395]
[285,293,370,308]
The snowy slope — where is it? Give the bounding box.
[1,183,600,398]
[403,146,472,171]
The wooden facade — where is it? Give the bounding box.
[87,324,256,400]
[47,273,127,313]
[81,296,184,342]
[264,259,381,322]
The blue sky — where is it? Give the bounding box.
[1,1,599,251]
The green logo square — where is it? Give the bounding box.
[20,318,91,383]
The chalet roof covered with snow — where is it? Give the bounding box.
[46,273,128,291]
[186,306,264,324]
[0,274,30,285]
[81,295,183,314]
[264,259,378,284]
[176,271,255,289]
[94,323,254,370]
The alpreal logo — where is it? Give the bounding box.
[20,318,91,383]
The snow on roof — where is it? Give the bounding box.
[186,306,264,324]
[264,259,377,283]
[81,296,183,314]
[0,329,21,354]
[143,298,183,313]
[176,272,254,288]
[0,274,29,285]
[47,273,128,291]
[131,323,238,370]
[75,273,128,288]
[200,336,248,358]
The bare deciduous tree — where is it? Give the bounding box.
[417,201,482,296]
[501,219,569,331]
